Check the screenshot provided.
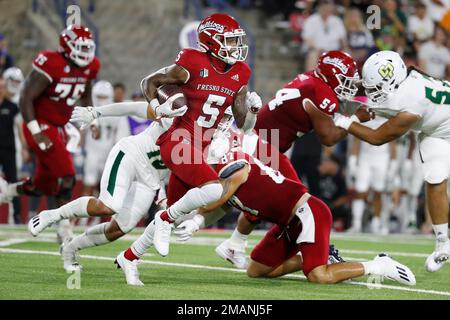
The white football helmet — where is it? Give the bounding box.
[92,80,113,107]
[2,67,24,96]
[362,51,407,103]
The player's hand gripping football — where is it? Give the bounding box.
[153,100,188,119]
[70,106,100,129]
[245,92,262,114]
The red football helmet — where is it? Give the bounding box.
[59,25,96,67]
[315,51,359,100]
[197,13,248,65]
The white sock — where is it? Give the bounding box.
[56,219,74,241]
[6,183,19,197]
[352,199,365,230]
[130,220,156,259]
[432,223,449,242]
[408,195,418,226]
[361,260,381,275]
[168,183,223,220]
[66,222,110,251]
[48,196,92,221]
[371,216,381,233]
[228,228,248,251]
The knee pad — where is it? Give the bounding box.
[56,176,76,201]
[198,183,224,205]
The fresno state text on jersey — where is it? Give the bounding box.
[158,48,251,146]
[255,71,339,153]
[32,50,100,126]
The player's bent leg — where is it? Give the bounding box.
[62,222,112,272]
[28,196,112,236]
[156,182,223,256]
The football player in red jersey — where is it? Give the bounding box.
[0,25,100,243]
[137,13,261,257]
[216,51,371,268]
[116,148,415,286]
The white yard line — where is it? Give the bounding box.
[0,238,28,247]
[0,247,449,297]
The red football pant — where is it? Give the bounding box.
[23,120,75,196]
[250,196,332,276]
[159,136,219,206]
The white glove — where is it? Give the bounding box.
[151,98,188,119]
[70,106,99,129]
[334,114,360,130]
[245,92,262,114]
[348,155,358,180]
[207,133,230,164]
[173,214,204,242]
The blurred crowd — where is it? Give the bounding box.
[1,0,449,235]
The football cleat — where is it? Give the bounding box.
[114,251,144,286]
[153,210,173,257]
[215,239,248,269]
[375,253,416,286]
[28,211,56,236]
[328,244,345,264]
[425,239,450,273]
[61,242,82,273]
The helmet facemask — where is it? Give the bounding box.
[363,82,388,104]
[334,73,359,100]
[67,38,96,67]
[212,30,248,65]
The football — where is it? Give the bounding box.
[156,84,187,110]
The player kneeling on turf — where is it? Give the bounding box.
[116,147,416,286]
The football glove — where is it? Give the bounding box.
[70,106,100,129]
[245,92,262,114]
[173,214,204,243]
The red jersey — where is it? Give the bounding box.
[157,48,251,148]
[32,51,101,126]
[255,71,339,153]
[215,150,308,226]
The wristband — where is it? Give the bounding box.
[193,214,205,229]
[27,120,41,135]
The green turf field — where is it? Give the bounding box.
[0,225,449,300]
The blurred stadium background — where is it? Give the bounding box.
[1,0,450,235]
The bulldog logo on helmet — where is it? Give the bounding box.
[323,56,349,74]
[198,21,225,33]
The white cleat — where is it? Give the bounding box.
[114,251,144,286]
[375,253,416,286]
[28,211,56,236]
[153,210,173,257]
[61,243,82,273]
[425,240,450,273]
[215,240,248,269]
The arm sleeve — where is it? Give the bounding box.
[96,101,149,119]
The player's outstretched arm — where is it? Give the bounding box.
[303,100,348,146]
[339,112,420,146]
[70,101,155,128]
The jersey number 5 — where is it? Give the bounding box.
[54,83,86,106]
[197,94,227,128]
